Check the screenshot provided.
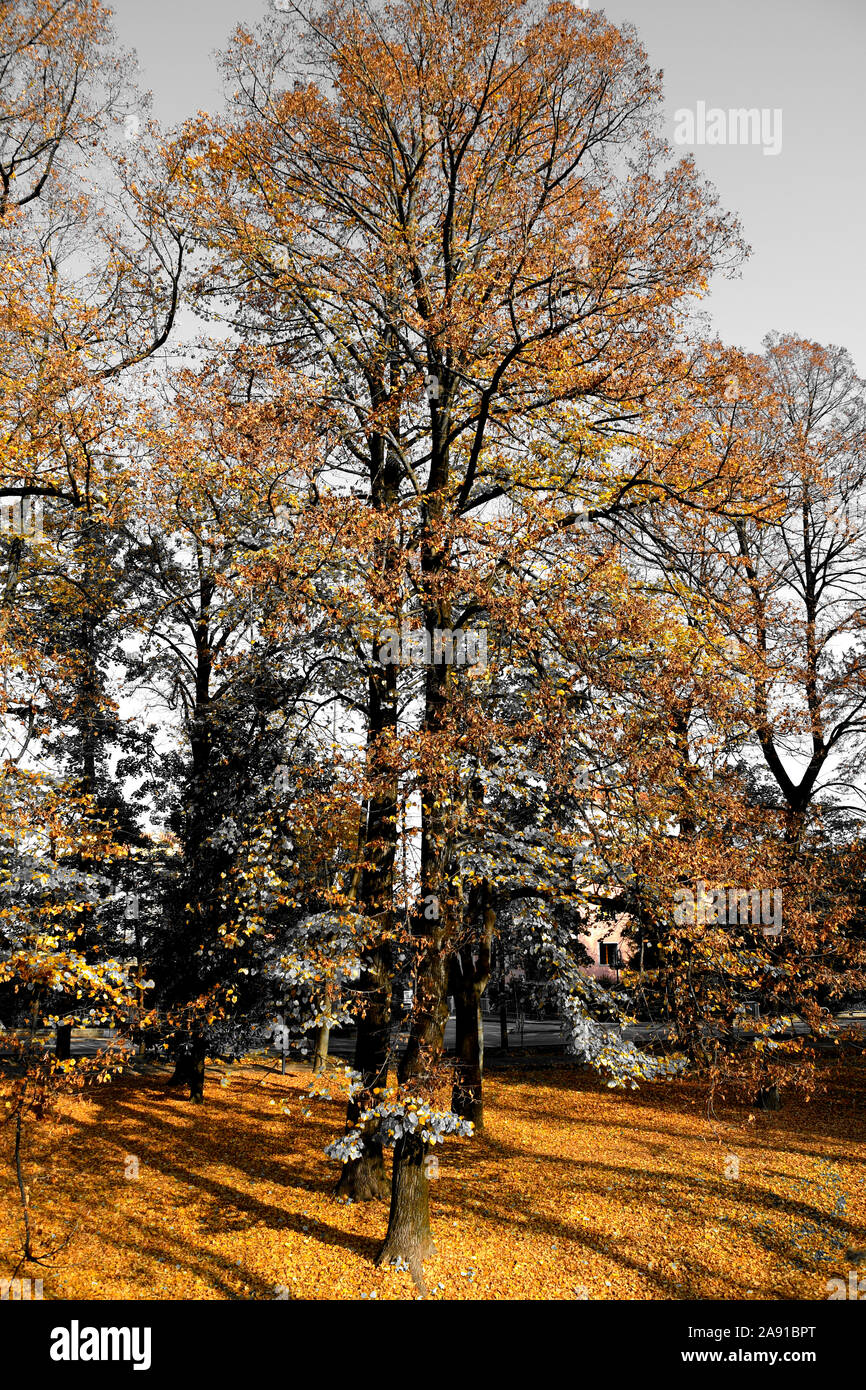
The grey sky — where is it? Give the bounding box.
[108,0,866,372]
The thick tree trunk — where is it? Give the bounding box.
[376,897,451,1287]
[337,1135,388,1201]
[336,410,409,1199]
[167,1033,192,1085]
[55,1023,72,1060]
[375,1132,435,1292]
[376,435,457,1287]
[167,1032,206,1099]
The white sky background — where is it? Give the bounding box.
[107,0,866,374]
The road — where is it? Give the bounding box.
[3,1009,864,1061]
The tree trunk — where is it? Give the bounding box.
[375,1132,435,1292]
[450,901,493,1130]
[55,1023,72,1060]
[336,407,408,1199]
[453,989,484,1129]
[335,946,391,1201]
[167,1033,192,1085]
[496,934,509,1051]
[377,444,455,1287]
[313,1022,330,1074]
[756,1083,780,1111]
[336,1133,388,1201]
[452,977,485,1130]
[376,895,451,1286]
[188,1036,206,1103]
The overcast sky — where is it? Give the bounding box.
[107,0,866,373]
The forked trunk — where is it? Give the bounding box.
[55,1023,72,1060]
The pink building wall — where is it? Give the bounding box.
[581,912,633,983]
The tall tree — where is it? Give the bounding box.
[177,0,747,1284]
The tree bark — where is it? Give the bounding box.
[496,934,509,1051]
[452,974,484,1129]
[376,916,450,1288]
[334,403,401,1197]
[376,477,457,1283]
[756,1083,780,1111]
[55,1023,72,1061]
[167,1031,207,1100]
[335,943,392,1201]
[312,1021,330,1074]
[375,1132,436,1291]
[450,894,494,1129]
[167,1032,192,1085]
[188,1036,206,1103]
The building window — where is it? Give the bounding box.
[599,942,620,968]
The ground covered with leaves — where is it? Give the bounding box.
[2,1060,864,1300]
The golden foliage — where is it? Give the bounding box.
[2,1060,864,1300]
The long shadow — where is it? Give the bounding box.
[20,1060,866,1299]
[425,1068,866,1296]
[25,1071,385,1298]
[427,1131,866,1297]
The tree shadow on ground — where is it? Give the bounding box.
[6,1059,865,1300]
